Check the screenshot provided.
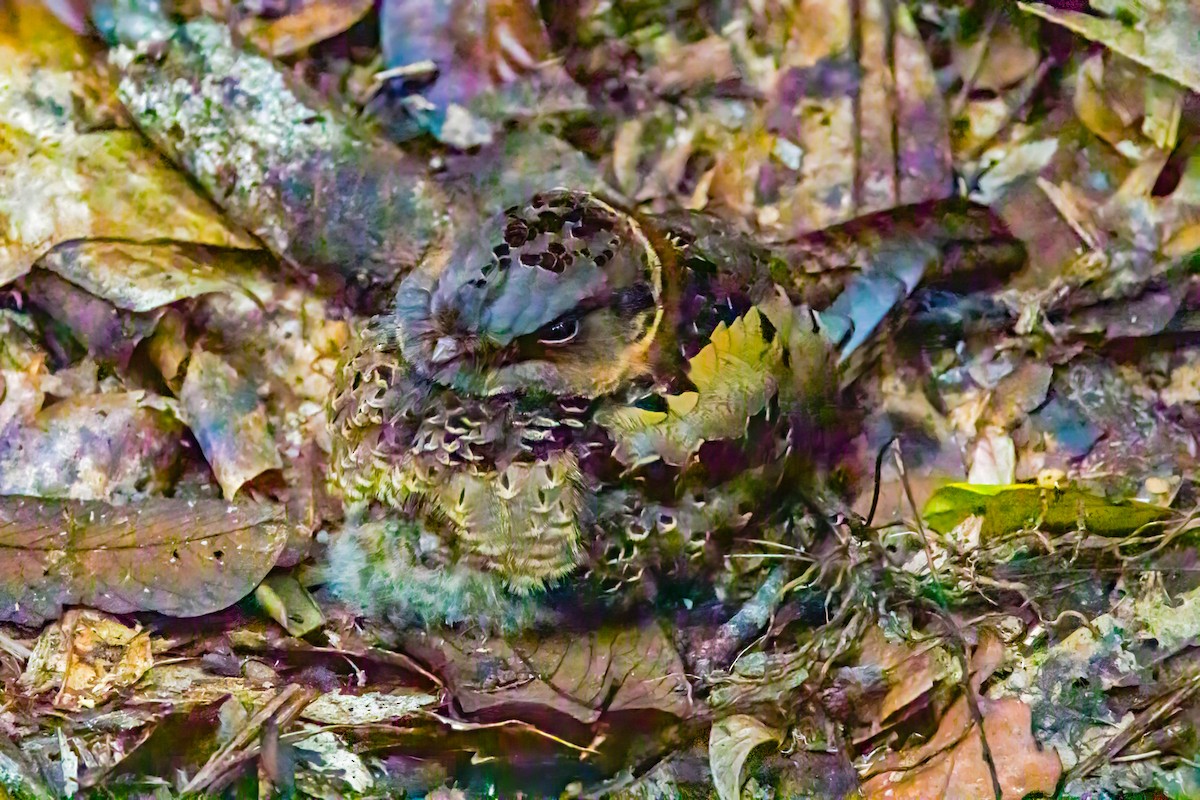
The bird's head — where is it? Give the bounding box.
[393,189,664,399]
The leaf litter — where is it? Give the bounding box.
[10,0,1200,796]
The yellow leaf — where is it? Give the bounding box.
[665,391,700,416]
[596,306,785,466]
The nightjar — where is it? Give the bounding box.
[327,189,1021,628]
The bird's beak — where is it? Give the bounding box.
[430,336,462,365]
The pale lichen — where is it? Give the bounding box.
[112,19,449,289]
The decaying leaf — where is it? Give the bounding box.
[34,240,256,313]
[0,311,50,436]
[0,0,256,286]
[709,714,781,800]
[1021,2,1200,94]
[300,690,438,725]
[130,662,269,707]
[293,729,375,796]
[0,496,287,625]
[23,270,165,368]
[0,392,184,501]
[20,609,153,711]
[237,0,375,58]
[179,348,283,499]
[861,695,1062,799]
[408,619,692,726]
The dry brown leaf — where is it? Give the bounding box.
[952,19,1041,92]
[408,620,693,726]
[57,610,153,711]
[645,35,738,95]
[861,696,1062,800]
[238,0,375,57]
[0,496,287,625]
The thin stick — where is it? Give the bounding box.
[1065,673,1200,783]
[690,565,791,679]
[182,684,315,795]
[893,441,943,594]
[867,435,899,527]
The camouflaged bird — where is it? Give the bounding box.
[327,189,1023,628]
[88,1,1022,630]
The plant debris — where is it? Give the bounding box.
[8,0,1200,796]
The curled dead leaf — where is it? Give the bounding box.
[709,714,782,800]
[179,348,283,499]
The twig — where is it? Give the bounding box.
[0,629,32,662]
[182,684,316,795]
[690,564,791,679]
[927,606,1003,800]
[1065,673,1200,784]
[950,9,1002,119]
[866,435,899,527]
[423,712,600,754]
[893,441,944,597]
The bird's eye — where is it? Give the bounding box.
[536,317,580,346]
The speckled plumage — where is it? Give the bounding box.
[328,190,1022,628]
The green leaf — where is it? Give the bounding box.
[709,714,781,800]
[255,571,325,638]
[922,483,1174,539]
